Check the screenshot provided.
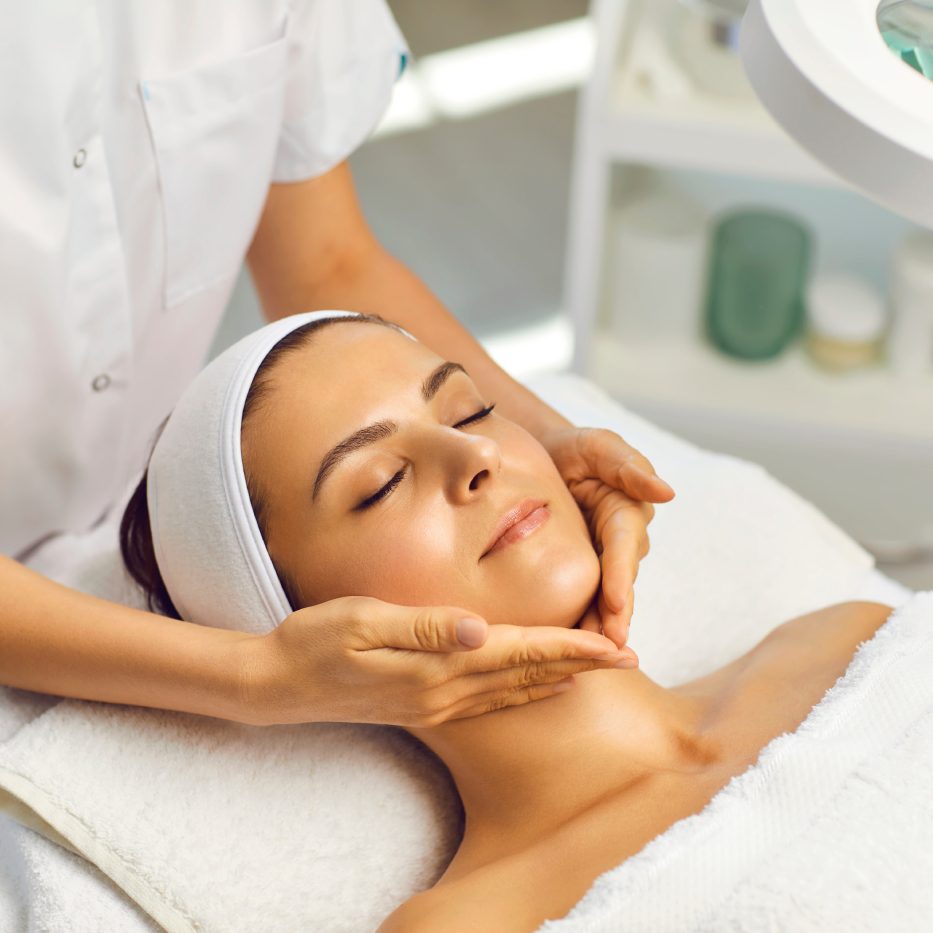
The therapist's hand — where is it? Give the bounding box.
[240,596,638,727]
[540,427,675,650]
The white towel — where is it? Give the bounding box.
[538,591,933,933]
[0,373,913,932]
[0,814,160,933]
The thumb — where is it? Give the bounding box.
[405,607,489,652]
[351,598,489,652]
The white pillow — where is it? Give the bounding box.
[1,374,903,933]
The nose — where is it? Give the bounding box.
[444,431,501,503]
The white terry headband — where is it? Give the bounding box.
[147,310,364,633]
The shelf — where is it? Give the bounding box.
[603,99,842,188]
[567,0,933,556]
[591,332,933,445]
[602,10,844,188]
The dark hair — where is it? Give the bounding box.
[119,313,402,619]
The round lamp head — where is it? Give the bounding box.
[740,0,933,228]
[878,0,933,78]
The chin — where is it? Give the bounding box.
[541,554,601,627]
[487,546,601,629]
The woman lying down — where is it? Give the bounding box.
[121,311,895,932]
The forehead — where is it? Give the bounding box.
[272,322,441,398]
[249,323,446,448]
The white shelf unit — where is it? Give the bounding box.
[564,0,933,561]
[594,336,932,443]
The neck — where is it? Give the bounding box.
[407,668,718,852]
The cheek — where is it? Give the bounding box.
[285,423,601,623]
[502,423,575,497]
[292,504,479,610]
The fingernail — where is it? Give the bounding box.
[613,657,638,669]
[457,617,487,648]
[553,679,575,692]
[595,653,624,662]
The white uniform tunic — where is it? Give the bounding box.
[0,0,406,560]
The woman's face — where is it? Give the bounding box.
[242,323,600,628]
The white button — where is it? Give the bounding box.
[91,373,111,392]
[73,148,87,169]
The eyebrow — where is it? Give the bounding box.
[422,361,466,403]
[311,361,468,500]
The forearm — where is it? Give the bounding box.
[0,556,254,722]
[256,240,572,442]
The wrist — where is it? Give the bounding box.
[226,633,277,726]
[228,628,331,727]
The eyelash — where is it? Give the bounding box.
[354,403,496,511]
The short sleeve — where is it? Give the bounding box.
[272,0,408,182]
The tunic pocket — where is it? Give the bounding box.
[140,33,288,309]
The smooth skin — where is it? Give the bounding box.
[226,321,893,928]
[1,161,671,726]
[380,600,893,931]
[244,320,627,724]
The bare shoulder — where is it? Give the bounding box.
[376,885,481,933]
[680,601,895,699]
[377,865,541,932]
[376,891,439,933]
[748,600,895,692]
[770,600,894,650]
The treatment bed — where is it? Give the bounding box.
[0,373,921,933]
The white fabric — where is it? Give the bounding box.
[0,815,160,933]
[0,0,406,560]
[539,591,933,933]
[148,309,359,633]
[0,373,914,932]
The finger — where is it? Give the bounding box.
[603,587,636,649]
[454,648,639,720]
[454,652,638,701]
[449,677,578,721]
[583,431,675,503]
[454,624,627,676]
[577,604,602,634]
[598,589,631,649]
[343,597,490,653]
[596,507,646,616]
[618,460,676,503]
[623,590,636,636]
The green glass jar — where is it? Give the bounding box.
[704,209,812,360]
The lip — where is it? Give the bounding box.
[481,498,550,559]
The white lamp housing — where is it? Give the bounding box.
[741,0,933,228]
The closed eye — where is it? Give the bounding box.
[354,404,495,511]
[355,467,406,511]
[454,403,495,429]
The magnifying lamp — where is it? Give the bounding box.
[740,0,933,228]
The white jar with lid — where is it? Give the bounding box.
[889,231,933,377]
[805,273,887,372]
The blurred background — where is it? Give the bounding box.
[213,0,933,590]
